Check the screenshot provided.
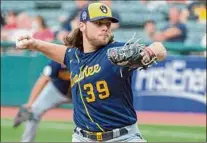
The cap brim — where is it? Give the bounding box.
[90,16,119,23]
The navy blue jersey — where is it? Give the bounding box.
[163,23,187,43]
[64,42,137,132]
[42,60,70,95]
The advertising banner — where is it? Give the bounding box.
[132,55,206,113]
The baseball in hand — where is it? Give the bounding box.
[16,39,29,49]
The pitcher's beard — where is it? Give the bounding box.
[85,32,109,48]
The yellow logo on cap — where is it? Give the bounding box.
[88,3,112,19]
[100,5,108,13]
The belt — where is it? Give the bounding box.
[74,127,128,141]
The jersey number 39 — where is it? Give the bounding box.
[83,80,110,103]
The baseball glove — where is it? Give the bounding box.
[107,34,157,70]
[13,106,35,128]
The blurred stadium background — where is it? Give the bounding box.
[1,0,206,142]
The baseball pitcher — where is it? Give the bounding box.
[15,2,167,142]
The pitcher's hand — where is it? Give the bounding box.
[16,35,38,50]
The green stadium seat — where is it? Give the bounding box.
[1,1,35,11]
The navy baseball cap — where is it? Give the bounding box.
[80,2,119,23]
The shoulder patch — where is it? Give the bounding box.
[43,66,52,77]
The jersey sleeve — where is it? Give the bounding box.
[176,23,187,33]
[176,23,187,37]
[42,60,61,78]
[64,48,73,72]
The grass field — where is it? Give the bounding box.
[1,118,206,142]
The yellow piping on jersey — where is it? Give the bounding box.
[75,49,80,63]
[77,82,105,132]
[77,66,105,132]
[74,51,104,132]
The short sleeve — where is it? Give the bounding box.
[42,60,61,78]
[176,23,187,34]
[177,23,187,40]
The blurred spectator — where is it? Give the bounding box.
[193,2,206,23]
[180,8,190,24]
[146,7,187,43]
[143,20,157,43]
[56,0,88,42]
[8,12,33,42]
[2,11,17,30]
[16,12,32,30]
[32,15,54,42]
[63,0,88,31]
[186,1,206,23]
[1,11,33,42]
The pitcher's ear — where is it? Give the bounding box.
[79,22,85,32]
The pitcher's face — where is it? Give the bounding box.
[82,19,112,47]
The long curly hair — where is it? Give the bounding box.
[63,28,114,51]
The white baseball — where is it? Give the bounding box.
[16,39,28,49]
